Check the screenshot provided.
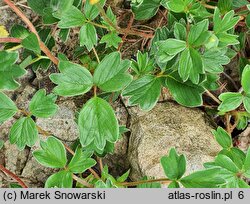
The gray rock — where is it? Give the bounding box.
[15,85,37,111]
[3,141,30,175]
[36,100,79,142]
[237,127,250,152]
[128,102,221,181]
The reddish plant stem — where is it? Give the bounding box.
[0,37,22,43]
[3,0,59,65]
[0,164,28,188]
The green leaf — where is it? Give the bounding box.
[93,52,132,92]
[9,117,38,150]
[243,96,250,113]
[218,0,233,13]
[84,0,106,20]
[0,51,26,90]
[242,65,250,94]
[21,33,41,54]
[45,170,73,188]
[131,51,155,76]
[78,97,119,150]
[217,33,239,46]
[188,19,210,47]
[212,127,232,149]
[213,8,240,34]
[50,61,93,97]
[174,22,186,41]
[220,148,246,170]
[29,89,58,118]
[131,0,161,20]
[27,0,50,16]
[165,74,204,107]
[58,6,86,28]
[244,148,250,174]
[158,39,186,56]
[100,32,122,49]
[237,115,248,130]
[218,92,243,112]
[10,24,30,39]
[202,49,230,73]
[33,136,67,168]
[0,92,18,123]
[80,23,97,51]
[233,0,249,9]
[150,26,169,56]
[168,181,180,188]
[101,6,117,30]
[180,168,226,188]
[162,0,193,13]
[68,147,96,173]
[122,75,161,111]
[179,48,204,84]
[215,154,240,173]
[50,0,74,19]
[161,148,186,180]
[117,170,130,183]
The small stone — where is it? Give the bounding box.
[127,102,221,181]
[237,127,250,152]
[36,100,78,142]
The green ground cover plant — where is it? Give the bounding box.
[0,0,250,188]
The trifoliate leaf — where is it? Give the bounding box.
[0,92,18,123]
[33,136,67,168]
[213,8,240,34]
[58,6,86,28]
[122,75,161,111]
[78,97,119,150]
[68,147,96,173]
[161,148,186,180]
[100,32,122,49]
[50,61,93,97]
[9,117,38,150]
[188,19,210,47]
[0,51,26,90]
[218,92,243,112]
[93,52,132,92]
[131,51,155,76]
[29,89,58,118]
[45,170,73,188]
